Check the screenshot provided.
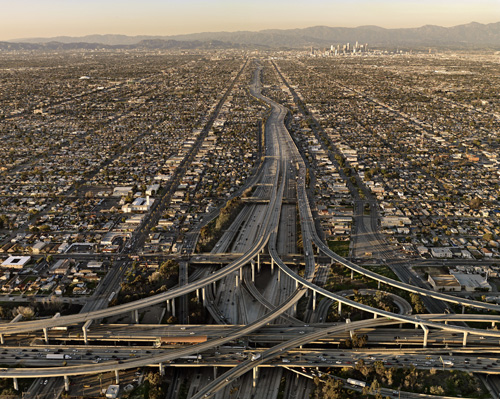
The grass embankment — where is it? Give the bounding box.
[196,197,244,252]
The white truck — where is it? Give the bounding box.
[347,378,366,388]
[251,353,261,361]
[46,354,71,360]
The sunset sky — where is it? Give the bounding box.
[2,0,499,41]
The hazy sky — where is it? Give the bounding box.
[2,0,500,40]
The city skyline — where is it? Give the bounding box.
[2,0,500,41]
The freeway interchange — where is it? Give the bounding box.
[2,60,500,398]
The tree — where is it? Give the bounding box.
[470,197,482,210]
[314,377,349,399]
[15,306,35,320]
[483,232,493,242]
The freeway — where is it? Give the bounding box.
[3,61,500,399]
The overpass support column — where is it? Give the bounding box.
[252,367,259,388]
[421,324,429,348]
[214,366,218,380]
[0,334,3,345]
[166,299,171,313]
[351,270,354,280]
[346,318,353,338]
[202,288,206,307]
[463,332,469,347]
[462,305,465,314]
[83,320,93,345]
[64,375,70,392]
[235,274,239,288]
[271,258,274,274]
[338,302,342,316]
[312,290,316,311]
[196,289,200,303]
[171,299,176,317]
[492,321,496,328]
[115,370,120,384]
[43,327,49,344]
[377,280,381,290]
[373,313,377,319]
[132,309,139,324]
[159,363,165,376]
[13,378,18,391]
[257,253,261,273]
[240,267,243,280]
[251,260,255,282]
[277,268,280,282]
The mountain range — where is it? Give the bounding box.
[4,22,500,50]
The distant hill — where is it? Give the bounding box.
[6,22,500,50]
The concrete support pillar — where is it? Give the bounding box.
[132,309,139,324]
[378,280,381,290]
[462,305,465,314]
[463,332,468,347]
[115,370,120,384]
[213,282,216,291]
[338,302,342,316]
[312,291,316,311]
[166,299,171,313]
[257,253,261,273]
[235,274,239,288]
[171,300,176,317]
[421,324,429,348]
[492,321,496,328]
[351,270,354,280]
[159,363,165,376]
[202,288,206,306]
[271,258,274,274]
[277,268,280,282]
[252,367,259,388]
[13,378,18,391]
[240,267,243,280]
[373,313,378,319]
[295,279,298,289]
[83,320,92,345]
[0,334,4,345]
[251,260,255,282]
[196,289,200,303]
[64,376,69,392]
[214,366,218,380]
[43,327,49,344]
[346,318,353,338]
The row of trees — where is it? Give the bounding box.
[197,196,244,252]
[313,358,484,398]
[113,260,179,305]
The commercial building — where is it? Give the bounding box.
[428,274,461,292]
[1,256,31,269]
